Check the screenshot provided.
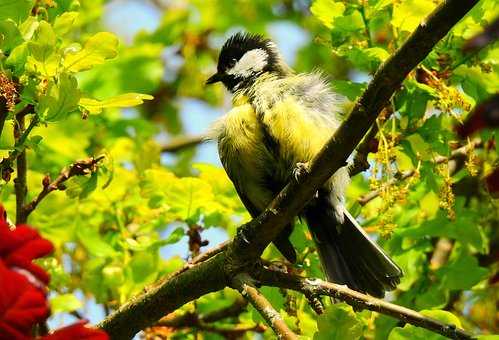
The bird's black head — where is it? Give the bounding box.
[206,32,286,92]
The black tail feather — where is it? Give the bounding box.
[305,200,402,297]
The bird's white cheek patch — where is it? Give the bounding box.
[227,48,268,77]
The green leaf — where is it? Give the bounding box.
[415,285,449,310]
[344,47,389,72]
[53,11,78,36]
[37,73,81,122]
[388,310,461,340]
[405,133,432,161]
[50,294,83,314]
[310,0,345,29]
[0,0,34,23]
[392,0,436,33]
[102,265,125,286]
[329,9,364,46]
[65,172,98,199]
[392,248,425,291]
[395,80,437,124]
[314,303,363,340]
[157,227,185,246]
[5,41,29,75]
[76,225,117,258]
[398,200,488,253]
[129,251,159,285]
[26,21,59,77]
[79,93,153,114]
[331,80,366,101]
[63,32,119,72]
[0,20,23,53]
[436,250,489,290]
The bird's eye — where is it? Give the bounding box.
[229,58,237,67]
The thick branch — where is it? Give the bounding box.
[257,268,473,340]
[161,134,206,153]
[21,156,105,220]
[232,273,298,340]
[98,254,227,339]
[358,139,482,205]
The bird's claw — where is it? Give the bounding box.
[293,162,310,182]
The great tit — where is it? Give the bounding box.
[207,32,402,297]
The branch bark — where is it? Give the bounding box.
[97,1,479,338]
[14,114,27,224]
[232,273,298,340]
[21,156,105,221]
[257,268,473,340]
[156,296,251,328]
[98,254,227,339]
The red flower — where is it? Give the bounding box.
[0,219,54,285]
[0,206,108,340]
[41,321,108,340]
[0,261,50,340]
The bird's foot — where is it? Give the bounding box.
[293,162,310,182]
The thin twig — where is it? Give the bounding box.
[0,108,7,141]
[358,139,482,205]
[151,322,265,337]
[348,124,379,176]
[257,268,474,340]
[232,273,298,340]
[157,296,248,327]
[0,108,37,184]
[14,114,28,224]
[161,134,206,153]
[21,156,105,220]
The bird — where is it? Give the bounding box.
[206,32,402,297]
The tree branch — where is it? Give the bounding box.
[358,139,482,205]
[156,296,249,327]
[14,114,28,224]
[161,134,206,153]
[97,2,479,338]
[256,268,474,340]
[348,124,379,177]
[98,254,228,339]
[232,273,298,340]
[21,156,105,221]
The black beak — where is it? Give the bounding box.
[206,73,223,85]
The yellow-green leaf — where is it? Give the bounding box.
[26,21,58,77]
[53,12,79,36]
[310,0,345,29]
[50,294,83,314]
[0,0,33,23]
[79,93,153,114]
[37,73,81,121]
[64,32,119,72]
[392,0,436,33]
[314,303,363,340]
